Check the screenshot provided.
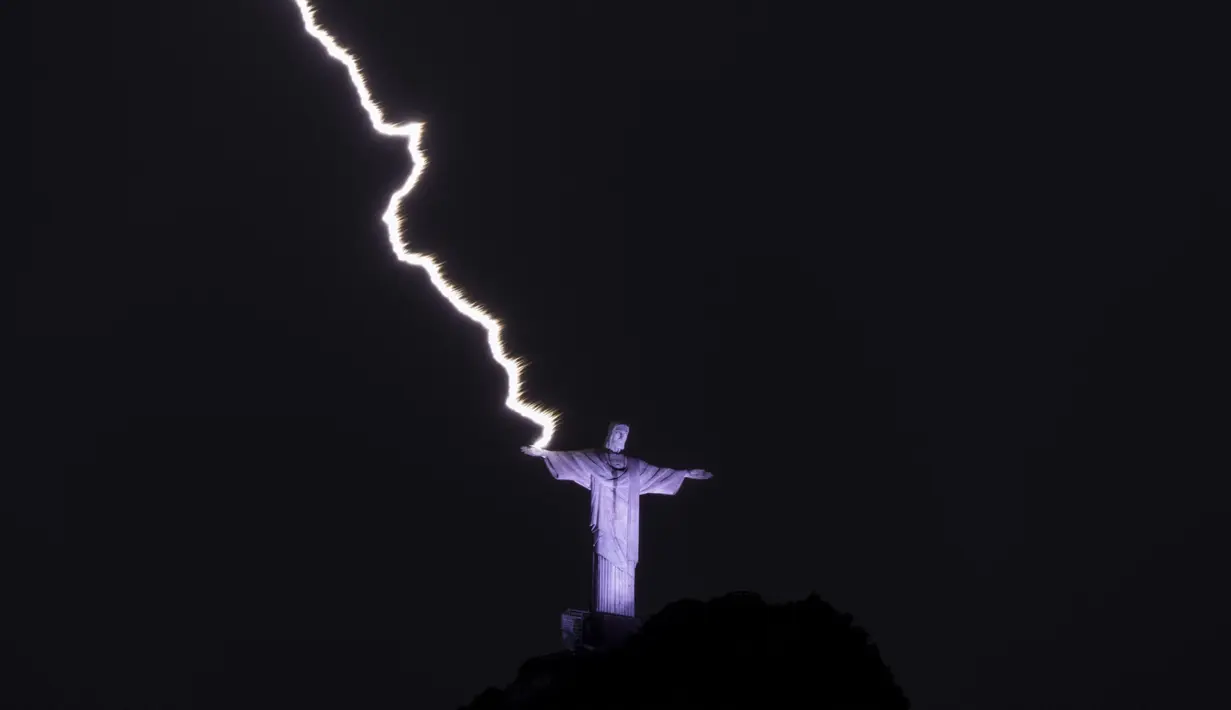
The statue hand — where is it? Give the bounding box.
[521,445,547,458]
[686,469,712,480]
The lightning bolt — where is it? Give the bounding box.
[290,0,557,448]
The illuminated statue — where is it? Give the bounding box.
[522,423,711,617]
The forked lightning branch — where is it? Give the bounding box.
[290,0,558,447]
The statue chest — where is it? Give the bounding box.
[591,458,639,516]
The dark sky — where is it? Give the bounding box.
[16,2,1229,708]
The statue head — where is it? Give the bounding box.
[606,422,630,453]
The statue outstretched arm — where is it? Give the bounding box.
[640,464,713,495]
[522,446,594,490]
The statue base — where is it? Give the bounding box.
[561,609,641,651]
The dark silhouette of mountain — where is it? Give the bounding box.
[464,592,909,709]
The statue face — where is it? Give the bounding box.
[606,423,630,453]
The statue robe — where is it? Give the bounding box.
[540,450,692,617]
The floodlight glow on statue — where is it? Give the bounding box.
[290,0,558,448]
[523,423,712,616]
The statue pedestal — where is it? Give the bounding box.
[561,609,641,651]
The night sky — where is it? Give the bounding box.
[17,2,1229,708]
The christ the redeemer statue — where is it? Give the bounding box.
[522,422,711,617]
